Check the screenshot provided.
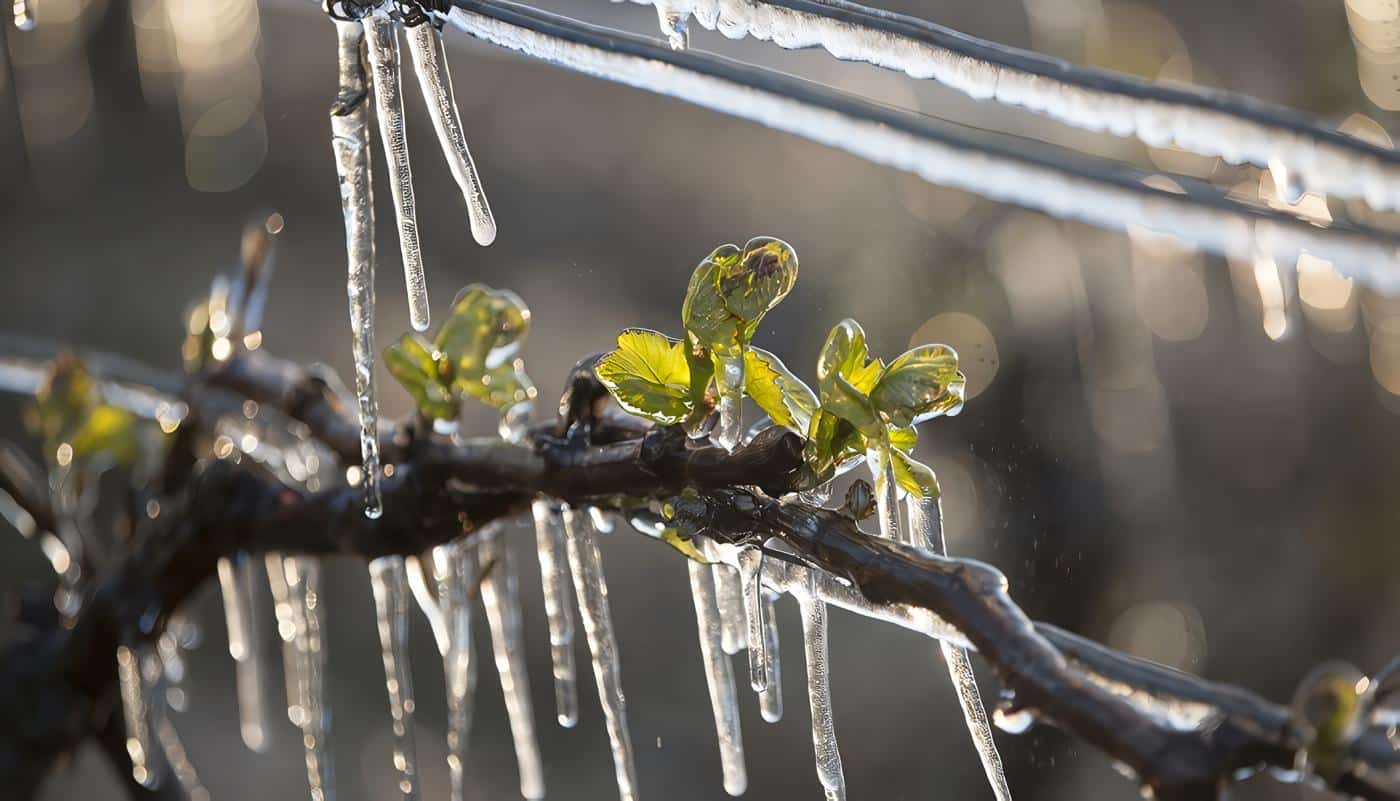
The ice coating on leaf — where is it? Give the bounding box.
[431,542,478,801]
[713,562,746,655]
[905,474,1011,800]
[533,499,579,728]
[445,6,1400,291]
[368,555,419,800]
[405,23,497,246]
[796,578,846,801]
[594,329,693,426]
[330,19,384,520]
[628,0,1400,213]
[562,505,639,801]
[688,559,748,796]
[218,553,269,752]
[363,16,430,332]
[479,530,546,800]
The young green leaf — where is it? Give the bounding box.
[595,328,694,425]
[816,319,882,435]
[744,346,818,433]
[458,359,536,411]
[436,284,532,376]
[870,344,966,428]
[681,254,742,349]
[70,406,139,464]
[890,448,941,499]
[716,237,798,323]
[384,333,457,420]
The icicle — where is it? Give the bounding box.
[906,492,1012,801]
[363,15,430,332]
[737,550,782,722]
[866,447,907,545]
[655,5,689,50]
[712,351,744,451]
[368,555,419,800]
[687,559,748,796]
[266,552,308,726]
[796,574,845,801]
[432,542,477,801]
[331,19,384,519]
[532,499,579,728]
[117,644,161,788]
[218,554,268,752]
[294,557,335,801]
[562,505,639,801]
[712,563,746,655]
[405,23,497,247]
[154,715,208,800]
[478,529,546,800]
[758,589,783,723]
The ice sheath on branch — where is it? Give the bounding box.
[622,0,1400,213]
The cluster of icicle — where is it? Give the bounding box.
[330,2,496,523]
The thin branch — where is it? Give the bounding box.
[434,0,1400,294]
[617,0,1400,212]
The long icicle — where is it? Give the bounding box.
[432,541,477,801]
[117,643,160,788]
[330,19,384,519]
[907,489,1012,801]
[404,22,497,247]
[532,498,579,728]
[363,15,431,332]
[797,570,845,801]
[562,505,639,801]
[478,528,546,800]
[266,552,307,726]
[737,549,782,722]
[218,553,269,752]
[368,555,419,800]
[294,557,335,801]
[688,559,748,796]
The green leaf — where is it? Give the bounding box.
[716,237,798,323]
[870,344,965,428]
[660,527,712,564]
[458,359,536,411]
[436,284,532,376]
[71,405,138,464]
[595,329,694,425]
[816,319,881,435]
[384,334,457,420]
[888,425,918,453]
[681,255,742,349]
[744,346,818,433]
[890,448,941,499]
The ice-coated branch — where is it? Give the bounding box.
[434,0,1400,295]
[619,0,1400,213]
[0,343,1394,801]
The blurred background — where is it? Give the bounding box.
[2,0,1399,798]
